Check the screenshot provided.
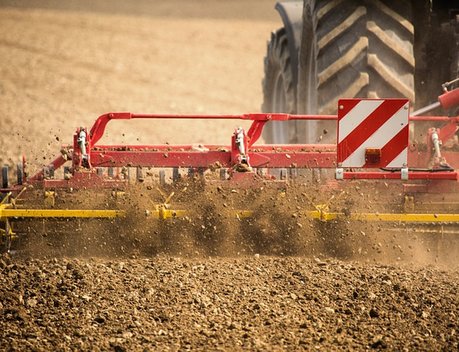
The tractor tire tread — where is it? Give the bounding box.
[316,0,415,114]
[261,28,299,143]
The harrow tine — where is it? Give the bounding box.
[43,165,55,179]
[122,166,130,180]
[0,192,12,205]
[172,167,180,183]
[159,169,166,186]
[156,187,175,204]
[324,191,347,209]
[64,166,72,180]
[280,169,287,181]
[301,192,322,212]
[164,192,175,204]
[16,163,23,185]
[2,165,9,189]
[1,219,14,253]
[9,186,28,208]
[136,167,144,182]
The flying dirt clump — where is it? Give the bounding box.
[9,177,459,265]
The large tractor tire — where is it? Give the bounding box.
[300,0,415,142]
[261,28,298,143]
[419,7,459,109]
[452,16,459,86]
[451,17,459,117]
[263,0,415,144]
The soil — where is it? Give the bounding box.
[0,0,278,167]
[1,255,458,351]
[0,1,458,351]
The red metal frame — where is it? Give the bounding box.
[5,90,456,195]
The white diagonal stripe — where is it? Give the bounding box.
[338,100,384,143]
[342,103,408,167]
[386,148,407,168]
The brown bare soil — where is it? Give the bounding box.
[0,0,277,167]
[1,255,458,351]
[0,1,458,351]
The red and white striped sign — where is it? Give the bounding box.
[337,99,410,168]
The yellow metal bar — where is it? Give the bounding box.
[149,209,254,220]
[348,213,459,222]
[0,204,457,223]
[305,210,459,223]
[0,208,123,219]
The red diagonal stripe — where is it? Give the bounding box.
[369,125,409,167]
[337,99,361,121]
[338,99,407,163]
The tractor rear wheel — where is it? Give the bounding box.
[261,28,297,143]
[452,16,459,86]
[298,0,415,142]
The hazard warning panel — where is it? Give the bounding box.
[337,99,410,168]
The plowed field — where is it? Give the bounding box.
[0,1,458,351]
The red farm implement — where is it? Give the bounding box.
[1,88,458,255]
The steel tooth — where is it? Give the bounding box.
[172,167,181,183]
[42,166,49,180]
[136,167,144,183]
[280,168,288,181]
[2,219,14,253]
[16,163,23,185]
[219,168,227,180]
[2,165,9,188]
[48,165,55,179]
[124,167,131,180]
[64,166,72,180]
[159,169,166,186]
[107,167,114,178]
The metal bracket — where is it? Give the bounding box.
[401,167,409,181]
[335,168,344,180]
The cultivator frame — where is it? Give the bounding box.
[1,87,459,251]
